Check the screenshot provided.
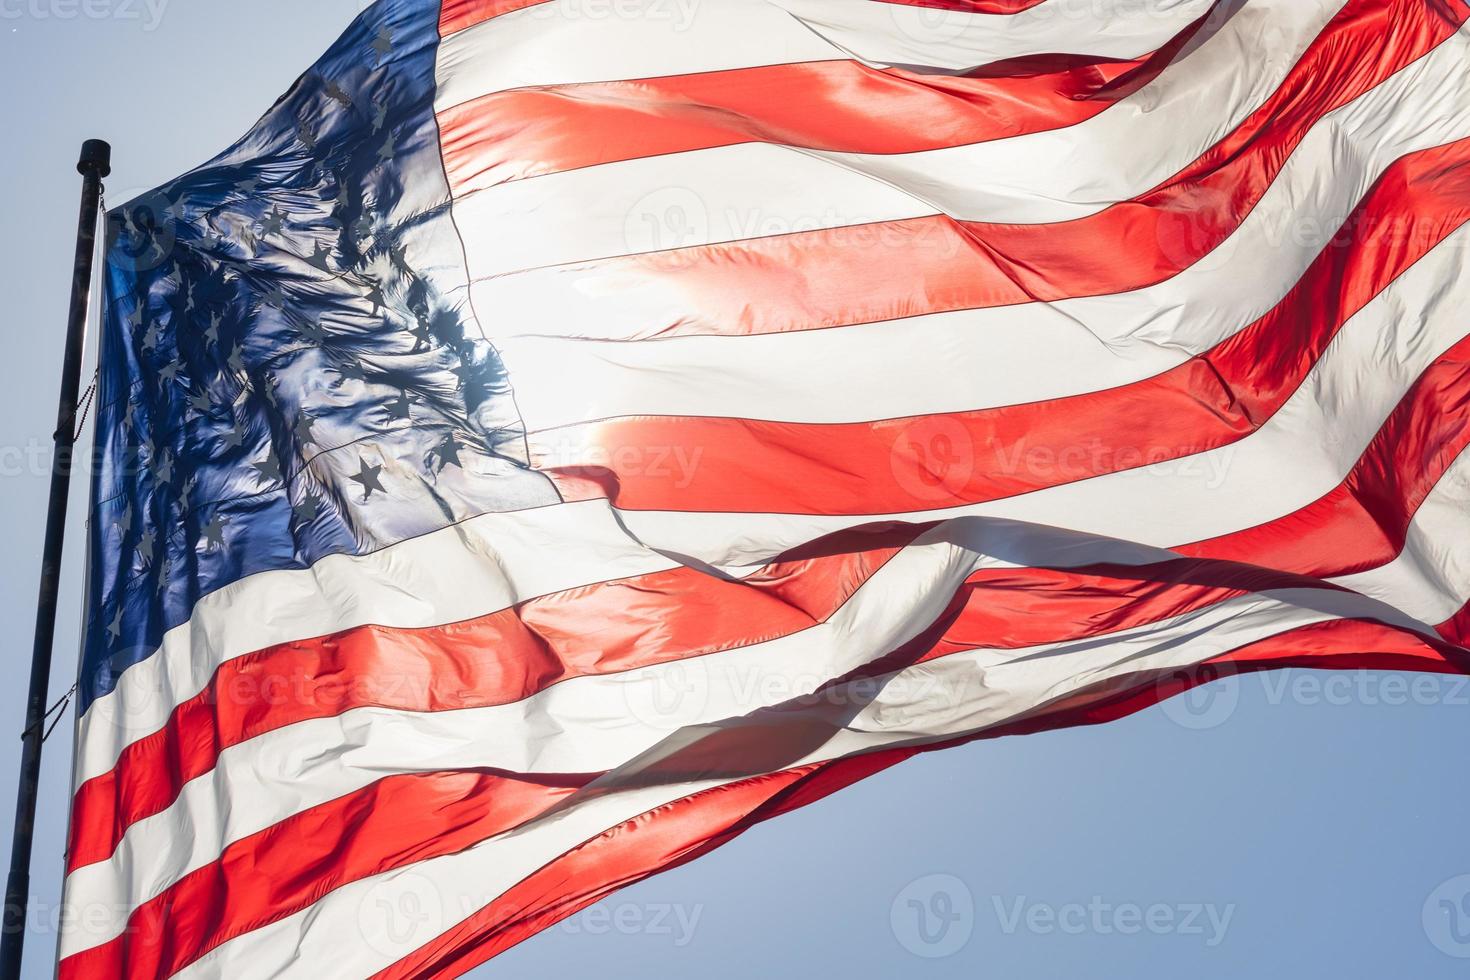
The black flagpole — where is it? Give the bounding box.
[1,139,110,980]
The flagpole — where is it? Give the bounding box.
[1,139,110,980]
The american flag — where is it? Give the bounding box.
[61,0,1470,975]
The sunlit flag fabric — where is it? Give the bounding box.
[60,0,1470,975]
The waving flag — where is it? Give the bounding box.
[61,0,1470,975]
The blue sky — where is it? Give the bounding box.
[1,2,1467,977]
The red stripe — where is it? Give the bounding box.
[863,559,1353,676]
[78,263,1470,879]
[80,340,1470,969]
[84,454,1424,880]
[437,27,1202,191]
[66,555,1453,978]
[1438,602,1470,646]
[369,761,863,980]
[474,0,1465,341]
[375,617,1468,979]
[69,2,1470,970]
[439,0,547,36]
[73,517,1332,873]
[65,525,919,874]
[58,769,593,980]
[1180,337,1470,574]
[528,137,1470,513]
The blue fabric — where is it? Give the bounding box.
[83,0,559,710]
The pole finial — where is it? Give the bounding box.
[77,139,111,178]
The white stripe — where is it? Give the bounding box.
[62,518,1170,954]
[114,129,1470,788]
[778,0,1217,80]
[80,1,1446,775]
[74,500,675,789]
[175,776,726,978]
[586,585,1431,794]
[608,218,1470,569]
[61,487,1460,956]
[167,580,1430,979]
[446,0,1363,278]
[434,0,1221,112]
[476,81,1464,389]
[458,141,931,277]
[788,0,1348,225]
[69,1,1470,964]
[500,82,1469,432]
